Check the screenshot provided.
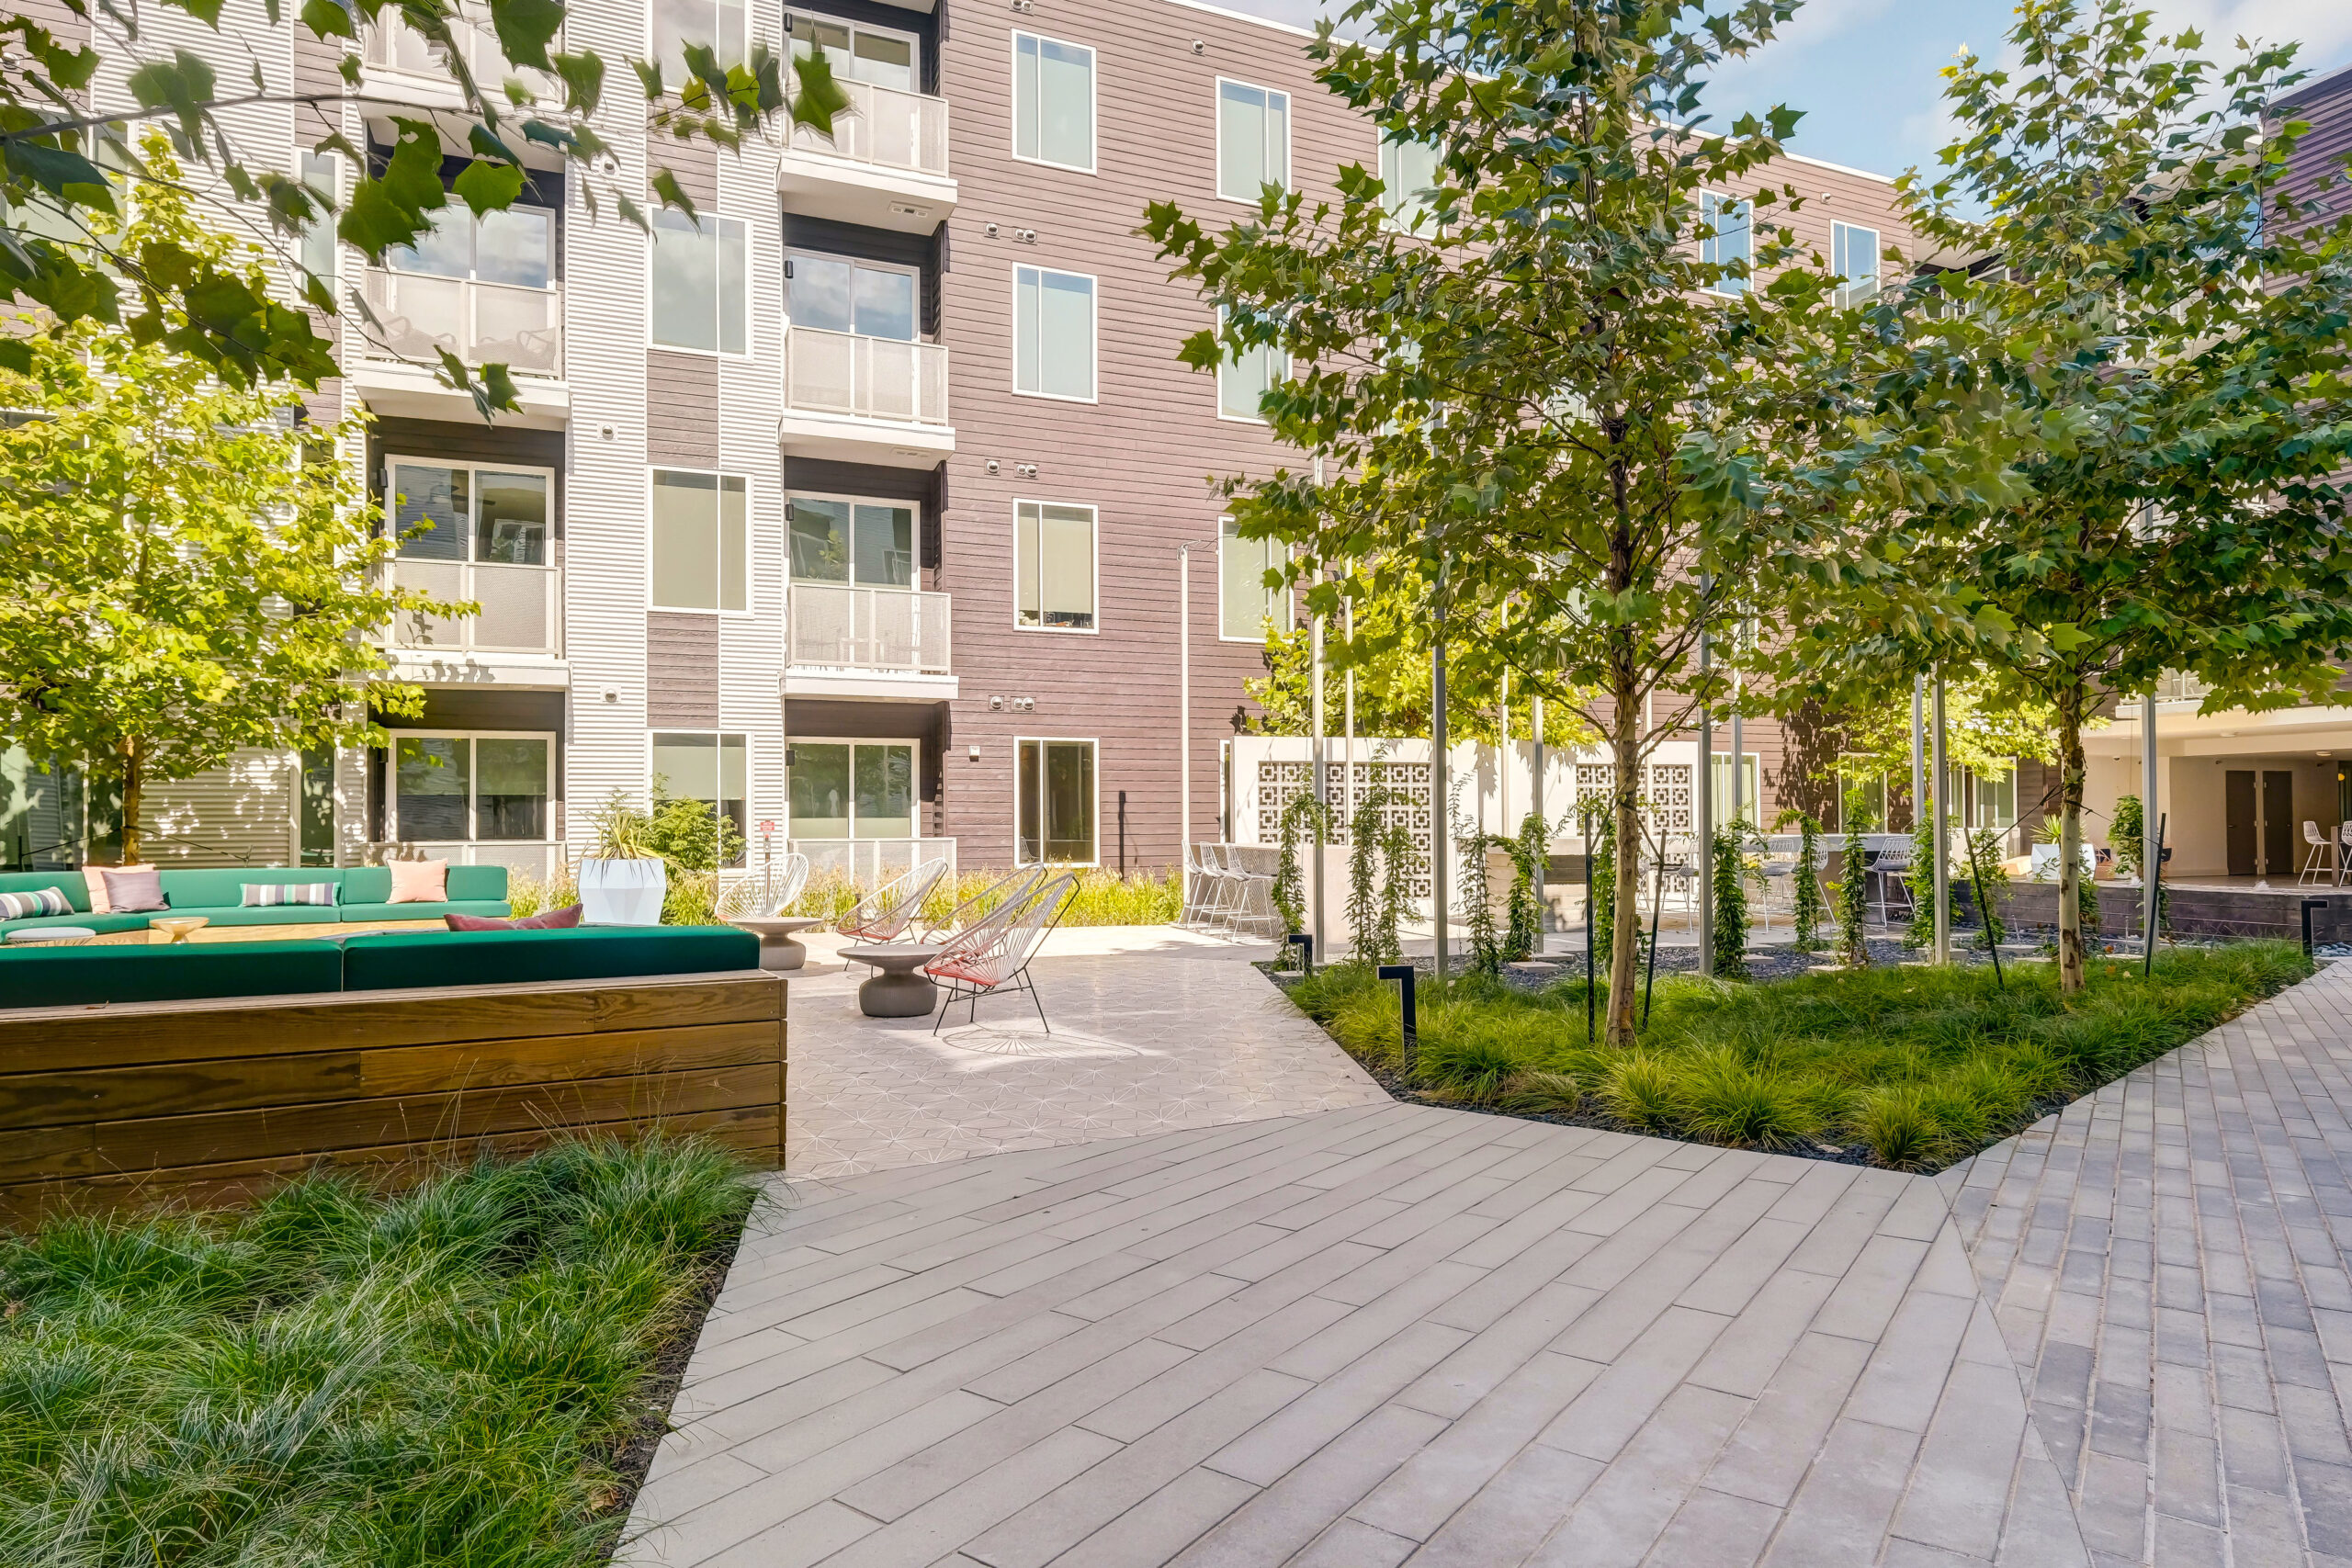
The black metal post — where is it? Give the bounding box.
[1583,809,1596,1044]
[1285,931,1315,976]
[2144,813,2167,977]
[1118,789,1127,876]
[1962,828,2006,991]
[1378,963,1418,1076]
[1642,838,1666,1029]
[2303,898,2324,960]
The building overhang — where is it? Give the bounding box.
[351,359,571,431]
[782,670,958,703]
[381,651,571,690]
[2086,700,2352,755]
[775,155,956,234]
[775,411,954,468]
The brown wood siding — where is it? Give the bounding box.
[647,349,722,468]
[647,612,721,727]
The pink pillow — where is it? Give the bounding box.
[83,867,115,913]
[444,911,513,931]
[99,864,167,913]
[444,903,582,932]
[387,860,447,904]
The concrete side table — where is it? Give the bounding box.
[841,942,944,1017]
[5,926,96,946]
[727,915,824,972]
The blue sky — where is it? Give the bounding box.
[1208,0,2352,182]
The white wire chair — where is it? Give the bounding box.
[929,865,1046,938]
[924,872,1078,1032]
[716,852,811,920]
[835,857,948,944]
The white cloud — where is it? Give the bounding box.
[2141,0,2352,67]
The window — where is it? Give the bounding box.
[389,200,553,289]
[1837,757,1887,833]
[299,152,338,283]
[788,496,915,587]
[651,732,748,865]
[1013,265,1095,400]
[788,740,914,839]
[1013,501,1096,631]
[787,253,916,341]
[388,460,550,564]
[1708,752,1761,829]
[391,734,551,842]
[1380,137,1441,232]
[1017,739,1095,864]
[786,10,917,89]
[1216,308,1283,423]
[1969,763,2017,834]
[1832,221,1880,307]
[1218,515,1291,641]
[1216,80,1289,200]
[650,469,748,611]
[1012,32,1094,171]
[651,0,745,83]
[1700,191,1750,297]
[650,208,747,354]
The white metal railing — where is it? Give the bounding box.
[2154,670,2212,705]
[788,77,951,178]
[789,837,955,885]
[389,559,561,656]
[787,582,950,674]
[365,8,562,94]
[784,327,948,425]
[361,269,563,378]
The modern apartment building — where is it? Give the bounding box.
[1,0,1922,879]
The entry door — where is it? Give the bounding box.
[2265,771,2295,878]
[2227,771,2256,876]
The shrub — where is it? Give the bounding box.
[1600,1053,1681,1134]
[1856,1084,1945,1169]
[1679,1048,1822,1148]
[1712,825,1750,979]
[507,867,579,919]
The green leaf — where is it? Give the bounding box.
[485,0,562,72]
[124,50,219,141]
[787,47,849,138]
[649,166,695,221]
[452,157,524,217]
[551,51,605,114]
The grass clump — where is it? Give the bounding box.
[1284,942,2312,1170]
[0,1135,756,1566]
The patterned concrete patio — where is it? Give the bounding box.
[621,949,2352,1566]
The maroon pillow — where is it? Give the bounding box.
[518,903,582,930]
[444,911,514,931]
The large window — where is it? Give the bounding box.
[1701,191,1750,297]
[787,252,915,341]
[788,740,914,839]
[389,200,552,289]
[1017,739,1095,864]
[392,733,552,842]
[1380,137,1441,233]
[650,469,748,611]
[651,0,745,82]
[1837,757,1888,833]
[389,460,550,563]
[300,152,339,283]
[786,10,916,89]
[1708,751,1761,829]
[1216,308,1283,423]
[1013,500,1096,631]
[1218,515,1291,641]
[650,209,747,354]
[1013,265,1095,400]
[1968,762,2017,835]
[651,732,748,865]
[1832,221,1881,307]
[1216,80,1289,201]
[789,495,914,587]
[1012,32,1094,172]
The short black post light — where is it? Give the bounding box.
[1377,963,1419,1077]
[1285,931,1316,976]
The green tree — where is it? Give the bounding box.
[1790,1,2352,993]
[0,148,457,863]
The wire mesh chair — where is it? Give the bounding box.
[928,865,1046,938]
[716,852,811,921]
[925,872,1077,1032]
[835,857,948,944]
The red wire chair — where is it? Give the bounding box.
[834,857,948,944]
[924,872,1077,1032]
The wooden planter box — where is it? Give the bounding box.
[0,971,786,1222]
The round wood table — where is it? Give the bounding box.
[726,915,824,972]
[4,926,96,946]
[841,942,944,1017]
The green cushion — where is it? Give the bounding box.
[335,901,511,924]
[193,905,349,927]
[334,864,507,907]
[341,866,390,903]
[155,868,352,910]
[0,941,345,1008]
[339,926,757,991]
[0,871,91,914]
[0,911,156,936]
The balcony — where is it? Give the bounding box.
[776,328,954,467]
[785,583,956,701]
[777,78,956,235]
[354,269,569,426]
[362,8,563,105]
[389,559,563,670]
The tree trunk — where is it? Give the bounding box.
[117,739,143,865]
[2056,694,2087,996]
[1605,686,1643,1046]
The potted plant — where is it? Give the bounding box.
[578,792,667,926]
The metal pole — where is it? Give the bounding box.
[1730,682,1745,829]
[1696,615,1713,977]
[1583,806,1596,1042]
[2142,689,2160,956]
[1433,592,1450,985]
[1910,676,1926,830]
[1311,581,1327,964]
[1932,670,1951,964]
[1179,545,1192,916]
[1532,694,1546,943]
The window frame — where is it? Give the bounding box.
[387,729,559,845]
[1012,735,1101,868]
[647,729,751,868]
[1010,496,1101,636]
[785,490,921,590]
[645,207,750,357]
[1831,220,1882,308]
[1216,514,1293,643]
[648,0,749,85]
[785,735,924,840]
[1835,754,1889,834]
[784,7,921,89]
[784,248,923,343]
[1215,306,1288,425]
[1011,264,1100,404]
[1009,29,1097,175]
[382,455,558,566]
[300,151,340,285]
[1699,189,1752,299]
[645,466,752,615]
[1214,75,1292,204]
[1707,750,1763,829]
[1378,136,1441,234]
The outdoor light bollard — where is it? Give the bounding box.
[1377,963,1418,1077]
[1285,931,1315,976]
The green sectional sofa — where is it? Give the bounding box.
[0,864,510,941]
[0,925,759,1010]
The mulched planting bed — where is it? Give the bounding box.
[1269,942,2312,1172]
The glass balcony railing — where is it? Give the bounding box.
[784,327,947,426]
[2154,671,2212,705]
[788,582,950,674]
[788,78,950,178]
[365,8,562,94]
[390,560,561,657]
[361,269,563,378]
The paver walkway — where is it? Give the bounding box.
[624,951,2352,1566]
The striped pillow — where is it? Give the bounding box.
[241,882,339,908]
[0,887,71,919]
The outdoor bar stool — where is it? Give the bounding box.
[2302,821,2337,886]
[2337,822,2352,886]
[1865,840,1914,928]
[1195,844,1243,934]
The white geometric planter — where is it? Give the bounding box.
[579,858,668,926]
